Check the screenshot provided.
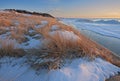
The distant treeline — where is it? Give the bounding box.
[4,9,54,18]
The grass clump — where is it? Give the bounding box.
[28,30,99,70]
[0,39,25,57]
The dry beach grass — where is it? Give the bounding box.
[0,10,120,69]
[0,39,25,57]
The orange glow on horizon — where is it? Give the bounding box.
[54,13,120,18]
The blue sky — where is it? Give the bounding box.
[0,0,120,18]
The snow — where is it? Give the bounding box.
[0,32,11,39]
[60,18,120,39]
[50,25,60,31]
[32,34,42,39]
[0,28,43,49]
[41,20,48,24]
[49,30,81,41]
[0,57,119,81]
[22,13,32,16]
[0,32,42,49]
[20,35,42,49]
[0,10,10,13]
[34,58,54,64]
[28,29,35,33]
[47,58,120,81]
[20,29,43,49]
[35,20,48,29]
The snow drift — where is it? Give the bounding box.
[0,57,120,81]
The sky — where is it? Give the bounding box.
[0,0,120,18]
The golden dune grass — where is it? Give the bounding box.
[30,20,101,69]
[34,18,120,69]
[0,12,47,42]
[0,11,119,69]
[0,39,25,57]
[0,18,13,27]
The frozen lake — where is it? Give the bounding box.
[60,18,120,56]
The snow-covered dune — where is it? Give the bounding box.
[0,11,120,81]
[0,57,120,81]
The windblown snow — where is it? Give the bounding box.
[0,57,119,81]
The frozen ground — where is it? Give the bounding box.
[0,57,120,81]
[60,18,120,39]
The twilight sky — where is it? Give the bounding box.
[0,0,120,18]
